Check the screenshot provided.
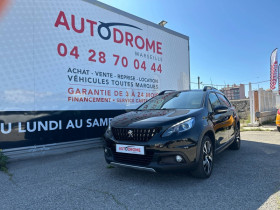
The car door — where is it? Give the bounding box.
[208,93,229,149]
[216,93,235,143]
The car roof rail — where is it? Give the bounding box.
[203,86,218,91]
[158,90,176,95]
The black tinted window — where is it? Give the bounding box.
[208,93,221,109]
[208,100,213,112]
[138,91,205,110]
[217,93,231,107]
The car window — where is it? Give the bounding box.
[217,93,231,107]
[208,99,213,112]
[208,93,221,109]
[224,96,232,107]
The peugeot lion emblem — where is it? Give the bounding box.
[128,130,133,138]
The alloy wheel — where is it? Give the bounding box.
[202,140,213,175]
[236,129,240,144]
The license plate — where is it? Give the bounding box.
[116,144,145,155]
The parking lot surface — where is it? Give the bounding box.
[1,131,280,210]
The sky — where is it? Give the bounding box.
[98,0,280,94]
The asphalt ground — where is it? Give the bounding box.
[1,131,280,210]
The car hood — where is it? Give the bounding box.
[111,109,202,128]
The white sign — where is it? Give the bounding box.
[0,0,189,111]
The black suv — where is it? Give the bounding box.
[103,87,240,178]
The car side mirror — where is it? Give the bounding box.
[214,105,228,114]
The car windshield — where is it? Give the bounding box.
[137,91,205,110]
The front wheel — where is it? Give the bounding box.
[230,126,241,150]
[277,126,280,132]
[191,135,214,179]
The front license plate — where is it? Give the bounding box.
[116,144,145,155]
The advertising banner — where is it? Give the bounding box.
[0,0,190,149]
[279,64,280,95]
[270,48,278,90]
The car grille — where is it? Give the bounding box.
[112,127,161,142]
[112,148,154,166]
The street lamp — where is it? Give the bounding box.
[158,20,167,27]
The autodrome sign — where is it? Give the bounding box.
[0,0,189,149]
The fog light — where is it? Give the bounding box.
[104,148,110,155]
[104,148,111,157]
[176,155,183,163]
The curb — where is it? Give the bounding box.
[241,127,277,131]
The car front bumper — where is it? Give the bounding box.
[103,137,198,172]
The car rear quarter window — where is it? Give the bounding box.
[217,93,231,107]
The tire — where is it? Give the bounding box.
[230,126,241,150]
[191,135,214,179]
[277,127,280,132]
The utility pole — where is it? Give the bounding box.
[198,76,200,89]
[249,82,256,124]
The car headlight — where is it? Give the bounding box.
[162,118,195,137]
[105,124,113,138]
